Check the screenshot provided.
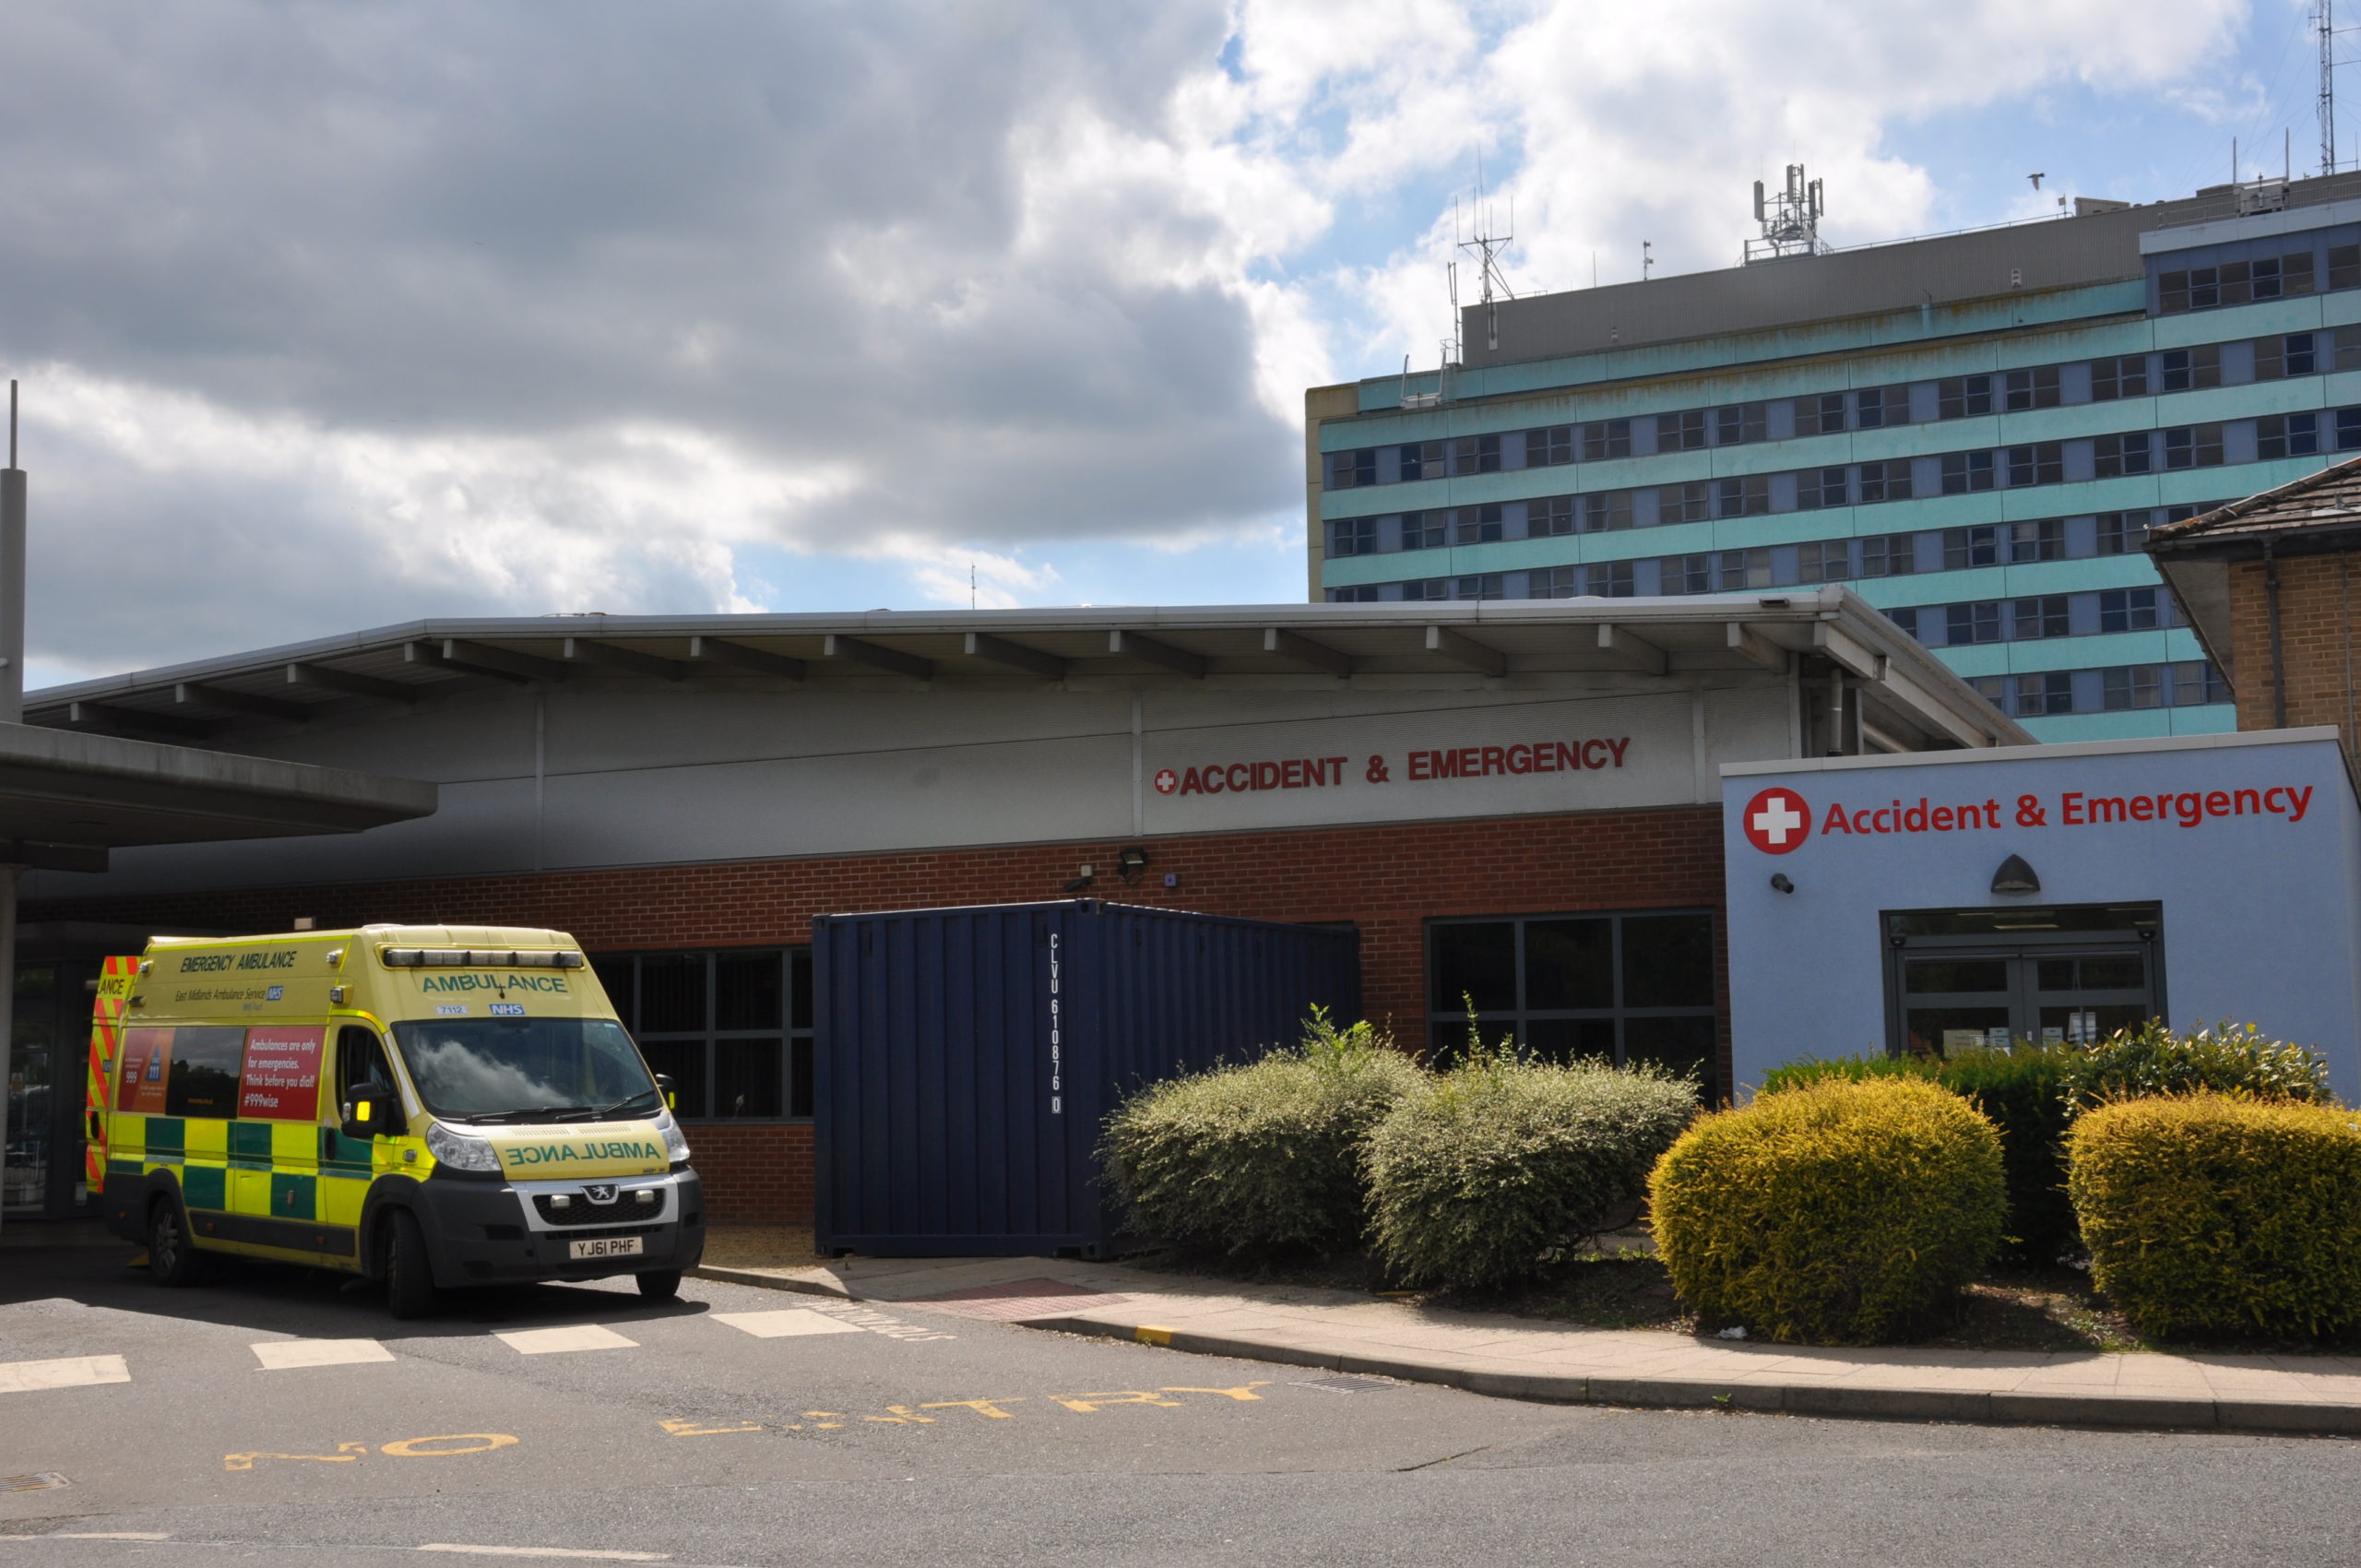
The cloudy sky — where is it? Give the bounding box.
[6,0,2317,685]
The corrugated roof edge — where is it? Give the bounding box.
[24,590,2023,740]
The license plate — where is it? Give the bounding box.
[568,1236,643,1261]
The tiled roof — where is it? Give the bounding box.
[2146,453,2361,554]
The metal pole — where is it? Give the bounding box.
[0,867,17,1238]
[2,382,20,724]
[0,383,24,1236]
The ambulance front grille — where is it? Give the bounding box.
[532,1192,663,1228]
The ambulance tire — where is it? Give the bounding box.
[635,1268,683,1301]
[383,1208,439,1320]
[148,1194,202,1289]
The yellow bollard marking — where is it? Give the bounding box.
[919,1399,1026,1420]
[658,1418,762,1436]
[1050,1391,1184,1413]
[224,1442,367,1471]
[1160,1382,1271,1401]
[380,1433,518,1458]
[1133,1325,1174,1347]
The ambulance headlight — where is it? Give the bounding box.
[425,1120,502,1173]
[654,1109,691,1164]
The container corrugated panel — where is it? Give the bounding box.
[813,900,1360,1258]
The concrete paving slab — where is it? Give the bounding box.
[691,1251,2361,1434]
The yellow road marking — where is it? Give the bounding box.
[224,1442,368,1471]
[382,1434,519,1458]
[919,1398,1025,1420]
[862,1405,936,1424]
[1050,1390,1185,1413]
[658,1418,762,1436]
[1160,1382,1271,1401]
[1133,1325,1174,1346]
[416,1548,670,1562]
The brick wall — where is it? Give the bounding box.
[30,804,1727,1223]
[2228,552,2361,751]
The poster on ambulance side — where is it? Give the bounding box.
[117,1028,173,1115]
[237,1027,324,1121]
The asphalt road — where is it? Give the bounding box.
[2,1245,2356,1567]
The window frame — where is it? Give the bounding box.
[1423,909,1721,1099]
[590,947,813,1123]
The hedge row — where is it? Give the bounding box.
[1102,1017,1698,1289]
[1109,1016,2353,1344]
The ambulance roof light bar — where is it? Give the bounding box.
[378,947,587,969]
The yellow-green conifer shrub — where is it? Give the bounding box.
[2067,1095,2361,1340]
[1649,1076,2004,1345]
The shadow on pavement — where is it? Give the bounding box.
[0,1243,711,1341]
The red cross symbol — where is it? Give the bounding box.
[1742,787,1810,855]
[1153,768,1179,795]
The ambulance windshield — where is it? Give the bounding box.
[389,1016,660,1123]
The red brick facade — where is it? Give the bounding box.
[30,805,1728,1222]
[2228,552,2361,753]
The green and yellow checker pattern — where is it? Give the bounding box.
[108,1114,386,1265]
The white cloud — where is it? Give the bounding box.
[0,0,2260,679]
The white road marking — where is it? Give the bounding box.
[416,1547,670,1561]
[49,1534,171,1541]
[252,1338,396,1371]
[710,1309,865,1339]
[0,1355,130,1394]
[800,1301,956,1342]
[493,1324,638,1356]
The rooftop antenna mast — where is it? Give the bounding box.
[2323,0,2339,176]
[1745,163,1825,265]
[1454,155,1515,356]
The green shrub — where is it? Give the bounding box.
[1365,1050,1698,1291]
[1760,1047,2076,1266]
[1758,1054,1936,1094]
[1937,1045,2077,1265]
[1649,1076,2004,1345]
[1100,1011,1421,1255]
[2068,1095,2361,1339]
[2059,1020,2331,1110]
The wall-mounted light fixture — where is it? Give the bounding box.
[1063,863,1097,894]
[1769,873,1795,895]
[1991,854,2041,896]
[1114,846,1150,882]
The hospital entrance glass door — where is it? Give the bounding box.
[1883,904,2163,1058]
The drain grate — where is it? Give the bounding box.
[1288,1375,1398,1394]
[3,1474,69,1493]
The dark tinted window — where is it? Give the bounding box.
[1430,922,1516,1014]
[165,1026,245,1118]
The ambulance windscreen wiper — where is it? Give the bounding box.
[463,1106,596,1124]
[590,1089,659,1120]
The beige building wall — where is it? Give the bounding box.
[1303,383,1358,602]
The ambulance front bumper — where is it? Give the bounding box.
[414,1167,705,1287]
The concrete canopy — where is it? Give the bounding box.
[0,721,436,873]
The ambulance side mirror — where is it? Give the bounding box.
[655,1073,678,1112]
[340,1080,396,1141]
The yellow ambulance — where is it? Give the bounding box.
[91,925,705,1318]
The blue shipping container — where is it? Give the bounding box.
[813,899,1361,1258]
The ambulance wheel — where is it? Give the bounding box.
[635,1268,682,1301]
[383,1209,439,1320]
[148,1196,201,1289]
